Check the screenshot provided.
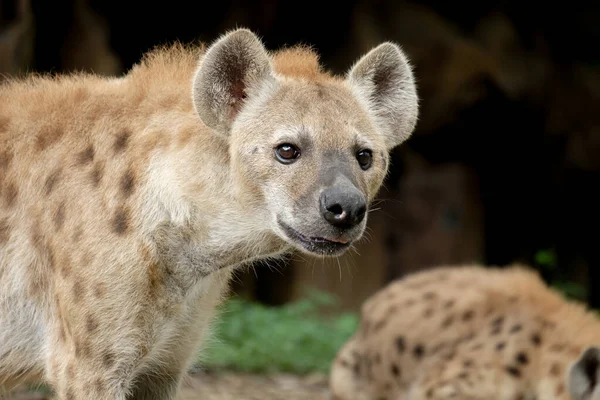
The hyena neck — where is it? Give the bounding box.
[141,125,291,285]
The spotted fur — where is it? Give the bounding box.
[330,265,600,400]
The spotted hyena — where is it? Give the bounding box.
[330,265,600,400]
[0,28,418,399]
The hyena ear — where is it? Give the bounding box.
[347,42,419,151]
[193,28,274,135]
[568,346,600,400]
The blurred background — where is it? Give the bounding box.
[2,0,599,391]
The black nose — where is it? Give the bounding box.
[320,186,367,228]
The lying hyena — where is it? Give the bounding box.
[330,265,600,400]
[0,29,418,399]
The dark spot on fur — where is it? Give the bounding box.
[72,281,84,302]
[120,169,136,198]
[36,126,63,151]
[405,298,415,307]
[508,296,518,303]
[426,388,433,398]
[72,226,83,243]
[48,247,56,272]
[496,342,506,351]
[431,342,447,354]
[86,315,98,333]
[413,344,425,359]
[0,150,13,171]
[102,351,116,368]
[516,352,529,365]
[4,182,18,207]
[395,336,405,353]
[505,366,521,378]
[0,116,9,132]
[423,308,433,318]
[112,206,130,234]
[491,325,501,335]
[366,355,374,379]
[423,291,436,300]
[0,218,9,243]
[60,255,72,279]
[91,162,104,187]
[541,319,556,329]
[94,378,104,393]
[338,358,350,368]
[460,333,475,343]
[441,315,454,328]
[462,310,474,321]
[550,363,561,376]
[77,145,95,165]
[113,130,131,153]
[66,389,75,400]
[386,304,398,315]
[44,170,61,195]
[458,371,468,379]
[391,363,400,377]
[556,383,565,396]
[53,202,66,230]
[492,316,504,326]
[315,84,326,99]
[251,147,258,154]
[374,353,381,364]
[510,324,522,333]
[531,333,542,346]
[463,359,473,368]
[93,284,106,298]
[147,261,163,293]
[74,338,91,358]
[444,299,455,308]
[373,320,386,332]
[471,343,483,351]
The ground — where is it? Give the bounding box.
[2,370,331,400]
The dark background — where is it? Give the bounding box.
[2,0,598,311]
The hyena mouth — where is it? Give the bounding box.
[277,219,351,256]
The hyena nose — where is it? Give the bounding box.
[320,186,367,229]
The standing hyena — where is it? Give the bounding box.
[330,265,600,400]
[0,28,418,399]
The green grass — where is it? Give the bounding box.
[199,290,359,375]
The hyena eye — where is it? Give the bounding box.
[274,143,301,164]
[356,149,373,170]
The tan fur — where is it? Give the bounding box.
[330,265,600,400]
[271,46,333,81]
[0,28,418,399]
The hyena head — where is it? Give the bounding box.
[193,28,418,257]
